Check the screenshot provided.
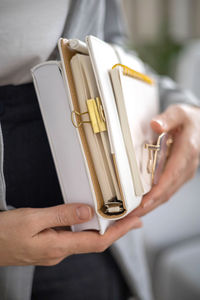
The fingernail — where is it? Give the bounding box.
[76,206,92,220]
[143,199,154,209]
[153,119,165,129]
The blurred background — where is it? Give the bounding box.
[122,1,200,300]
[123,0,200,99]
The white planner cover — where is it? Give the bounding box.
[31,61,112,234]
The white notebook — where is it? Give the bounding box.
[31,36,167,234]
[110,65,159,195]
[32,61,112,234]
[70,54,120,202]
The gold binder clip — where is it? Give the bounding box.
[112,63,154,85]
[71,97,107,133]
[71,110,90,128]
[86,97,107,133]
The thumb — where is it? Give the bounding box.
[151,105,185,134]
[34,203,94,232]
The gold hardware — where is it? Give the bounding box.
[86,97,107,133]
[145,133,173,183]
[112,63,154,85]
[71,110,90,128]
[96,97,106,122]
[71,97,106,133]
[104,200,124,214]
[145,143,160,176]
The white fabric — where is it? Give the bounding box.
[144,168,200,255]
[0,0,70,86]
[154,238,200,300]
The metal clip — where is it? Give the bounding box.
[145,143,160,174]
[71,110,90,128]
[145,133,173,183]
[86,97,107,133]
[71,98,106,133]
[104,200,124,214]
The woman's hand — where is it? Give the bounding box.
[0,203,142,266]
[131,104,200,218]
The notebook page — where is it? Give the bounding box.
[80,55,121,200]
[70,54,116,202]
